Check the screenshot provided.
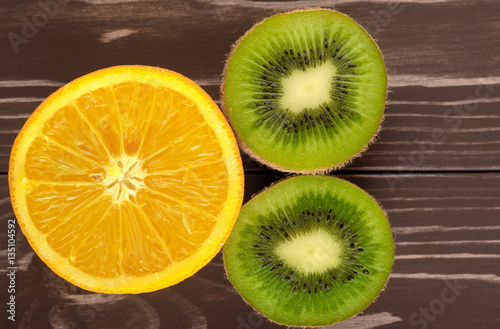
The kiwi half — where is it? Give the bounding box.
[221,9,387,173]
[223,175,394,327]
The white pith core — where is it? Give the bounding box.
[102,155,145,204]
[279,62,337,114]
[274,228,341,275]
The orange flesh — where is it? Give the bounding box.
[19,79,234,282]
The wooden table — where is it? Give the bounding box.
[1,0,499,328]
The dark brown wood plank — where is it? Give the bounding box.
[1,172,499,328]
[1,0,500,172]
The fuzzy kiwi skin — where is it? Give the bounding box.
[223,175,395,327]
[221,9,388,174]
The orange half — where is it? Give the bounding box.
[9,65,244,293]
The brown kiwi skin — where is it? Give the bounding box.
[222,175,395,327]
[220,8,389,174]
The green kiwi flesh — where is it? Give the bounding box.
[223,175,394,327]
[222,9,387,173]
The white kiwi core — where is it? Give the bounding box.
[274,228,341,274]
[279,62,337,114]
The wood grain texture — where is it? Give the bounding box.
[1,0,499,328]
[1,0,500,172]
[1,173,499,328]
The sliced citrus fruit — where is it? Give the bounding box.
[9,65,244,293]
